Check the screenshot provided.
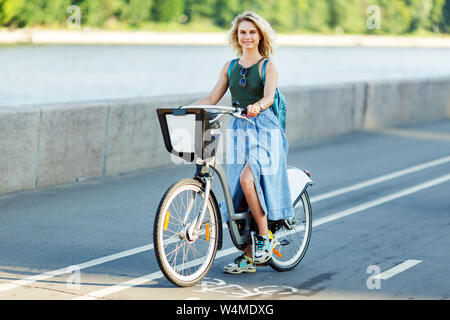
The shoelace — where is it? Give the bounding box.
[235,254,251,265]
[255,237,268,251]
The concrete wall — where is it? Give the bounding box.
[1,77,449,195]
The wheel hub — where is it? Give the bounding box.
[185,223,199,243]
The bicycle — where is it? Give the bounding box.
[154,104,313,287]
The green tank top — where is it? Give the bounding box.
[228,57,266,108]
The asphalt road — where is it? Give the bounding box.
[0,119,449,300]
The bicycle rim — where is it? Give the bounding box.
[269,191,312,271]
[154,180,218,286]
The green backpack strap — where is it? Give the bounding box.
[261,59,287,132]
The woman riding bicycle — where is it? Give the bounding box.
[193,11,294,273]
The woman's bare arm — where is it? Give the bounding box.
[259,60,278,109]
[247,60,278,117]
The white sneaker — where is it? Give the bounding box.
[223,254,256,274]
[253,233,275,264]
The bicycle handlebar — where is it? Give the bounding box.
[179,104,247,113]
[178,104,253,126]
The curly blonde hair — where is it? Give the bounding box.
[227,11,276,58]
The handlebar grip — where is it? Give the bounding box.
[233,106,248,115]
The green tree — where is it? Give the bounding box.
[428,0,446,32]
[183,0,217,25]
[441,0,450,32]
[236,0,263,18]
[152,0,183,22]
[290,0,309,31]
[1,0,73,27]
[329,0,368,33]
[214,0,239,28]
[375,0,412,34]
[13,0,45,27]
[120,0,152,26]
[0,0,23,25]
[303,0,331,32]
[79,0,122,27]
[264,0,294,32]
[1,0,449,34]
[406,0,433,32]
[231,0,295,32]
[43,0,71,25]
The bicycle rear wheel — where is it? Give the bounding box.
[268,190,312,271]
[153,178,220,287]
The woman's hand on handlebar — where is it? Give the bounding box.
[246,103,261,117]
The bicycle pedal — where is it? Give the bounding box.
[256,262,269,267]
[256,256,273,266]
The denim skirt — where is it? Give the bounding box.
[219,107,294,222]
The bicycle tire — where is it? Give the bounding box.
[268,190,312,272]
[153,178,220,287]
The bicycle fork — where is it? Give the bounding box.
[184,174,212,242]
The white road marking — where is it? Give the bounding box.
[310,155,450,203]
[312,173,450,228]
[73,173,450,300]
[0,228,183,292]
[0,243,153,292]
[368,128,450,142]
[374,260,423,280]
[73,271,163,300]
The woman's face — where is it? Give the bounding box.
[237,20,261,51]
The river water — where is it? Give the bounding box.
[1,44,450,107]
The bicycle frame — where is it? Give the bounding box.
[194,156,252,251]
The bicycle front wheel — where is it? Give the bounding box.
[269,190,312,271]
[153,178,220,287]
